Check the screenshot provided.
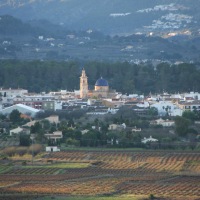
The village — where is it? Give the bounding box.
[0,68,199,151]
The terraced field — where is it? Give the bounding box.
[0,150,199,200]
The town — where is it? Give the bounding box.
[0,1,200,199]
[0,68,199,152]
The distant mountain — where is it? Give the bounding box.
[0,0,200,35]
[0,15,35,35]
[0,15,200,63]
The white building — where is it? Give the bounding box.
[1,104,40,117]
[46,146,60,152]
[150,118,175,127]
[0,88,28,98]
[132,126,141,132]
[45,131,63,142]
[141,136,158,144]
[151,101,177,116]
[10,127,24,136]
[108,123,126,131]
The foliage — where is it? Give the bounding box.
[174,116,191,137]
[182,110,197,122]
[19,133,30,146]
[9,109,22,124]
[2,146,16,156]
[28,144,43,156]
[66,138,80,147]
[149,194,155,200]
[15,146,28,156]
[0,61,200,94]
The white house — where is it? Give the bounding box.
[177,100,200,112]
[136,101,149,108]
[10,127,23,136]
[45,131,63,142]
[141,136,158,144]
[108,123,126,131]
[0,88,28,98]
[81,129,89,134]
[150,101,176,116]
[9,127,30,136]
[150,118,175,127]
[132,126,141,132]
[46,146,60,152]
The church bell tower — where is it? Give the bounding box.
[80,68,88,98]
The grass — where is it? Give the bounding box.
[186,160,200,165]
[0,165,12,174]
[23,162,90,169]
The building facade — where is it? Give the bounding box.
[80,69,117,99]
[80,68,88,99]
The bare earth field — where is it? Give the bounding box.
[0,150,200,200]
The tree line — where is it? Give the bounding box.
[0,60,200,94]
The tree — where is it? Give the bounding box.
[19,133,30,146]
[174,116,191,137]
[81,130,98,147]
[9,109,22,124]
[182,111,197,122]
[148,107,158,116]
[67,119,75,127]
[30,122,42,133]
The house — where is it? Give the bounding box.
[0,88,28,98]
[141,136,158,144]
[10,127,30,136]
[46,146,60,152]
[108,123,126,131]
[150,118,175,127]
[45,115,59,124]
[45,131,63,142]
[81,129,89,134]
[150,101,175,116]
[10,127,23,136]
[177,100,200,112]
[132,126,141,132]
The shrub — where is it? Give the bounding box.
[22,161,27,166]
[149,194,155,200]
[15,146,28,156]
[3,147,16,157]
[28,144,43,156]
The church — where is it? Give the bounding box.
[80,68,116,99]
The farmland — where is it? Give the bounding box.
[0,150,199,200]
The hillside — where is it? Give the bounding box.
[0,14,200,62]
[0,0,200,35]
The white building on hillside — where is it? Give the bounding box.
[150,101,180,116]
[141,136,158,144]
[150,118,175,127]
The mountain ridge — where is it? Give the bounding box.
[0,0,200,35]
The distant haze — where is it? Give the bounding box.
[0,0,200,35]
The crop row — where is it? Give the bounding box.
[3,168,59,175]
[1,176,200,198]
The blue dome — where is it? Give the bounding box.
[95,77,109,86]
